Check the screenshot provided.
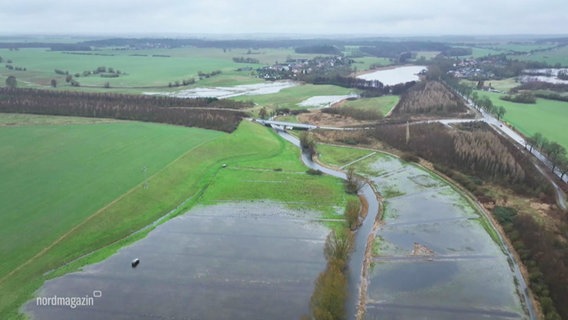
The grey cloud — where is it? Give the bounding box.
[0,0,567,35]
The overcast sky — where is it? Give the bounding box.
[1,0,567,36]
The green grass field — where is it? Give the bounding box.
[508,46,568,66]
[352,57,393,71]
[317,144,375,168]
[0,47,255,90]
[0,115,224,280]
[462,78,519,93]
[341,95,400,116]
[477,91,568,150]
[200,140,353,217]
[413,51,440,61]
[456,43,557,59]
[0,116,352,319]
[0,47,338,93]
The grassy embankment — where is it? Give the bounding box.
[477,91,568,151]
[0,116,352,319]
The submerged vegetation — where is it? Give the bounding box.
[307,230,354,320]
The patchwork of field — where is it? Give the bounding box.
[508,46,568,66]
[0,47,337,92]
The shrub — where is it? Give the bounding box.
[306,168,322,175]
[400,152,419,162]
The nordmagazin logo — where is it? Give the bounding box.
[36,290,102,309]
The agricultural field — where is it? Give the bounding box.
[456,43,557,59]
[508,46,568,66]
[477,91,568,150]
[0,47,335,93]
[316,144,375,168]
[457,46,502,58]
[463,78,520,92]
[413,51,440,61]
[0,115,351,319]
[351,56,392,72]
[478,43,557,53]
[340,95,400,116]
[0,48,256,90]
[0,114,224,278]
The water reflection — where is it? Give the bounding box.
[363,155,529,320]
[25,202,329,320]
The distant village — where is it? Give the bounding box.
[447,57,499,80]
[255,56,352,80]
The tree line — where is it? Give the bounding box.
[469,92,508,120]
[511,81,568,103]
[524,132,568,178]
[371,119,566,319]
[232,57,259,64]
[0,88,248,132]
[493,206,568,320]
[321,106,383,121]
[373,122,551,197]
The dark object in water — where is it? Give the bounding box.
[131,258,140,268]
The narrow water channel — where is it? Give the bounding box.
[278,131,381,320]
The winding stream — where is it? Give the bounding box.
[278,131,381,320]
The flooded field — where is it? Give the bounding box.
[359,155,530,320]
[24,202,330,320]
[144,81,297,98]
[357,65,426,85]
[298,94,359,108]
